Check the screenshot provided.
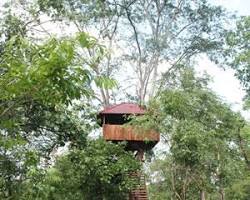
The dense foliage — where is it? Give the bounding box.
[130,69,250,199]
[18,140,139,200]
[0,32,138,199]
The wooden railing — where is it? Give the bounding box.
[103,124,159,142]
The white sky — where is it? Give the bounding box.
[210,0,250,16]
[196,56,245,109]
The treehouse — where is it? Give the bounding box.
[98,103,160,200]
[98,103,159,151]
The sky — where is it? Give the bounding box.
[210,0,250,16]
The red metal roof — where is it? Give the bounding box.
[99,103,145,114]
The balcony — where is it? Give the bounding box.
[103,124,159,142]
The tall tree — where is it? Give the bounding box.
[14,0,230,104]
[117,0,228,103]
[132,68,247,199]
[0,32,118,199]
[223,16,250,101]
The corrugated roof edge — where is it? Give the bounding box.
[99,102,146,114]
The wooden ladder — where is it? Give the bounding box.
[129,172,148,200]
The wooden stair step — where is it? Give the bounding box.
[129,172,148,200]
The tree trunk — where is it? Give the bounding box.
[237,127,250,170]
[200,190,206,200]
[219,188,225,200]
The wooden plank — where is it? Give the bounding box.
[103,124,159,142]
